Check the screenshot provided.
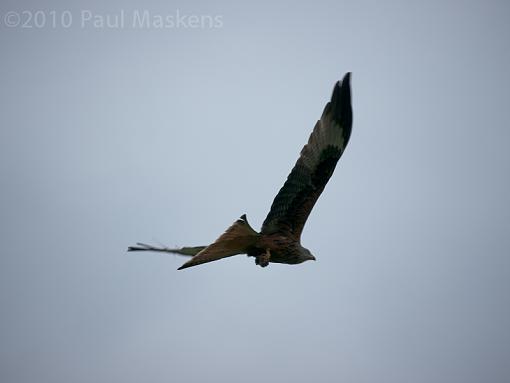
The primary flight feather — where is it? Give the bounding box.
[128,73,353,270]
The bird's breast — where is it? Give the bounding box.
[250,234,301,264]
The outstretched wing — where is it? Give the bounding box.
[178,215,259,270]
[261,73,352,239]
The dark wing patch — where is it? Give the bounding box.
[261,73,352,239]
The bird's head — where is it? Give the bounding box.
[298,245,316,263]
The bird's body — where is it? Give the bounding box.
[251,233,304,265]
[129,73,353,270]
[243,220,312,267]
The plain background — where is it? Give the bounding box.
[1,1,509,382]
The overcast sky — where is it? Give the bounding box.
[1,1,509,382]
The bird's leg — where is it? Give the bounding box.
[255,248,271,268]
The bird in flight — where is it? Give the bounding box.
[128,73,353,270]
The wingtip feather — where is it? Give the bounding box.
[329,72,352,129]
[178,259,197,270]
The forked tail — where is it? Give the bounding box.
[127,243,206,256]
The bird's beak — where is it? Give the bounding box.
[311,255,316,261]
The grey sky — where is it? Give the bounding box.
[1,1,509,382]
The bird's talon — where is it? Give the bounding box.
[255,248,271,268]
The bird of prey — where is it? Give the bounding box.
[128,73,352,270]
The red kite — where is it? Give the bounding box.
[129,73,352,270]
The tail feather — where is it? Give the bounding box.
[178,215,259,270]
[127,243,206,257]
